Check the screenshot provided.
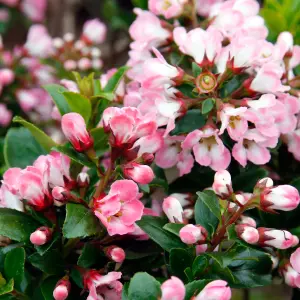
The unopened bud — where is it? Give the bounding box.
[255,177,273,190]
[162,196,183,223]
[141,153,155,165]
[77,172,90,188]
[257,228,296,249]
[105,245,126,263]
[53,38,64,49]
[179,224,207,245]
[123,162,154,184]
[53,277,71,300]
[236,224,259,244]
[212,170,232,199]
[30,227,52,246]
[52,187,69,206]
[63,33,74,43]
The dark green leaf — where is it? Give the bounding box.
[125,241,162,260]
[0,279,14,296]
[170,52,184,66]
[163,223,185,236]
[70,268,83,288]
[192,63,202,77]
[131,0,148,9]
[93,79,102,95]
[35,232,60,256]
[128,272,161,300]
[136,216,188,252]
[138,184,150,194]
[170,110,205,136]
[90,127,109,157]
[103,66,129,93]
[77,243,106,268]
[0,208,40,242]
[176,84,198,99]
[201,98,215,114]
[63,203,103,239]
[41,277,60,300]
[13,116,57,152]
[63,92,92,123]
[192,255,208,277]
[170,248,193,281]
[43,84,70,115]
[184,280,210,300]
[4,248,25,292]
[122,282,129,300]
[4,128,47,168]
[195,191,220,237]
[94,98,110,124]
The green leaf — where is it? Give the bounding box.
[77,243,106,268]
[0,208,40,242]
[94,98,111,125]
[163,223,185,236]
[4,248,25,292]
[35,232,60,256]
[128,272,161,300]
[184,280,210,300]
[43,84,70,115]
[170,52,184,66]
[70,268,83,288]
[192,255,208,277]
[13,116,56,152]
[194,191,220,237]
[131,0,148,9]
[125,241,162,260]
[103,66,129,93]
[90,127,109,157]
[28,250,64,275]
[170,110,206,136]
[122,282,129,300]
[192,63,202,77]
[170,248,193,281]
[201,98,215,114]
[63,203,103,239]
[0,279,14,296]
[176,84,198,99]
[4,127,47,168]
[136,216,188,252]
[41,277,60,300]
[52,144,95,168]
[93,79,102,95]
[63,92,92,124]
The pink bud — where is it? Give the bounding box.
[161,276,185,300]
[282,264,300,288]
[78,58,92,71]
[162,196,183,223]
[106,246,126,263]
[77,172,90,188]
[236,224,259,244]
[30,227,52,246]
[260,185,300,212]
[52,187,69,206]
[123,162,154,184]
[212,170,232,199]
[258,228,295,249]
[82,19,107,44]
[0,104,12,127]
[195,280,231,300]
[179,224,207,245]
[256,177,273,189]
[196,244,208,255]
[291,247,300,273]
[64,60,77,71]
[61,113,93,152]
[53,278,71,300]
[0,68,14,86]
[238,215,257,227]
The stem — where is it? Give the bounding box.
[92,163,113,201]
[191,0,198,28]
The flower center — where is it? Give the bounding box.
[163,0,172,10]
[196,72,217,93]
[200,136,217,151]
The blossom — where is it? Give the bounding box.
[20,0,47,22]
[235,224,259,244]
[0,68,14,86]
[182,126,231,171]
[105,246,126,263]
[53,277,71,300]
[161,276,185,300]
[82,19,107,44]
[94,180,144,236]
[0,104,12,127]
[179,224,207,244]
[149,0,187,19]
[212,170,233,199]
[282,264,300,288]
[163,196,183,223]
[290,247,300,273]
[123,162,154,184]
[30,227,52,246]
[195,280,231,300]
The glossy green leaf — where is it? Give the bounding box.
[192,255,208,277]
[128,272,161,300]
[131,0,148,9]
[63,92,92,123]
[41,276,60,300]
[90,127,109,157]
[184,280,210,300]
[77,243,106,268]
[163,223,185,236]
[136,216,188,252]
[201,98,215,114]
[176,84,198,99]
[192,63,202,77]
[63,203,103,239]
[13,116,56,152]
[103,66,129,93]
[4,127,47,168]
[43,84,70,115]
[170,110,205,136]
[170,248,193,281]
[0,208,40,242]
[35,232,60,256]
[0,279,14,296]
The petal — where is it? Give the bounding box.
[232,141,247,167]
[110,180,139,203]
[155,145,179,169]
[110,114,135,145]
[107,217,135,236]
[182,130,202,149]
[193,143,211,166]
[98,194,121,217]
[120,200,144,225]
[247,143,271,165]
[210,145,231,171]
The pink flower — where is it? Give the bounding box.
[282,264,300,288]
[0,68,14,86]
[78,58,92,70]
[197,0,224,17]
[235,224,259,244]
[30,227,52,246]
[163,196,183,223]
[219,105,248,141]
[60,79,79,93]
[291,248,300,273]
[0,185,23,212]
[25,25,53,58]
[94,180,144,236]
[182,126,231,171]
[106,246,126,263]
[20,0,47,22]
[173,26,222,65]
[129,9,170,50]
[179,224,207,245]
[53,277,71,300]
[0,104,12,127]
[84,270,122,300]
[82,19,106,45]
[161,276,185,300]
[195,280,231,300]
[212,170,232,199]
[257,228,297,249]
[123,162,154,184]
[260,185,300,212]
[149,0,187,19]
[61,113,94,152]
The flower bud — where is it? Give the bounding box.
[238,215,257,227]
[255,177,273,189]
[161,276,185,300]
[183,208,194,219]
[105,246,126,263]
[77,172,90,188]
[212,170,232,199]
[30,227,52,246]
[53,277,71,300]
[195,280,231,300]
[260,185,300,212]
[0,68,14,86]
[63,33,74,43]
[179,224,207,245]
[281,264,300,288]
[52,187,69,206]
[141,153,155,165]
[196,244,208,255]
[257,228,295,249]
[123,162,154,184]
[291,248,300,273]
[162,196,183,223]
[64,60,77,71]
[78,58,92,71]
[53,37,64,49]
[82,19,107,44]
[196,71,217,94]
[61,113,94,152]
[236,224,259,244]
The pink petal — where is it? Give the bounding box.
[110,180,139,203]
[120,200,144,225]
